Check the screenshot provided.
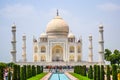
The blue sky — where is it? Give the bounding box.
[0,0,120,62]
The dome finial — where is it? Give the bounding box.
[57,9,59,16]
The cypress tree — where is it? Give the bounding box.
[100,65,104,80]
[94,65,97,80]
[12,64,17,80]
[26,65,32,79]
[88,65,93,79]
[79,66,81,74]
[32,65,36,76]
[112,64,117,80]
[17,65,20,80]
[78,66,80,74]
[83,65,86,76]
[35,66,36,76]
[74,66,76,73]
[23,65,26,80]
[8,68,11,80]
[96,65,100,80]
[37,65,40,74]
[40,66,43,73]
[20,67,24,80]
[106,65,110,80]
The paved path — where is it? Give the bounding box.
[40,73,52,80]
[65,72,78,80]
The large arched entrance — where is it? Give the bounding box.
[52,45,63,62]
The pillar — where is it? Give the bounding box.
[98,24,105,64]
[22,34,27,62]
[88,34,93,62]
[11,23,16,62]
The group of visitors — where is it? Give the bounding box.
[4,69,8,80]
[3,68,12,80]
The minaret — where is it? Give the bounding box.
[22,34,27,62]
[88,34,93,62]
[11,23,16,62]
[98,24,104,64]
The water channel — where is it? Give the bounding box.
[49,73,70,80]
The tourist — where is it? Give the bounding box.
[4,69,8,80]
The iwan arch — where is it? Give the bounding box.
[11,10,105,66]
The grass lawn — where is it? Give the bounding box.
[70,73,93,80]
[27,73,47,80]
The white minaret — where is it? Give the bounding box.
[88,34,93,62]
[11,24,16,62]
[98,24,104,64]
[22,34,27,62]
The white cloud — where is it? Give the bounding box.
[97,3,120,12]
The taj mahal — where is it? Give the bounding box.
[10,10,105,66]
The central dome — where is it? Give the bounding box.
[46,15,69,38]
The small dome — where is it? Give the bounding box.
[68,32,75,38]
[12,23,16,28]
[40,32,47,38]
[99,24,103,28]
[46,15,69,38]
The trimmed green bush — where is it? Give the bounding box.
[94,65,97,80]
[23,65,26,80]
[83,65,86,76]
[17,65,20,80]
[12,64,17,80]
[112,64,117,80]
[100,65,104,80]
[32,65,36,76]
[106,65,110,80]
[26,65,32,78]
[40,66,43,73]
[96,65,100,80]
[20,67,24,80]
[88,65,93,79]
[74,65,81,74]
[37,65,40,74]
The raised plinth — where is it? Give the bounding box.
[16,61,99,67]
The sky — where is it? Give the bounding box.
[0,0,120,62]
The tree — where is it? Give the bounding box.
[26,65,32,79]
[83,65,86,76]
[0,63,6,80]
[17,65,20,80]
[20,67,24,80]
[105,49,120,65]
[88,65,93,79]
[12,64,17,80]
[106,65,110,80]
[112,64,117,80]
[94,65,97,80]
[105,49,112,61]
[37,65,40,74]
[113,50,120,66]
[32,65,36,76]
[100,65,104,80]
[96,65,100,80]
[23,65,26,80]
[8,68,11,80]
